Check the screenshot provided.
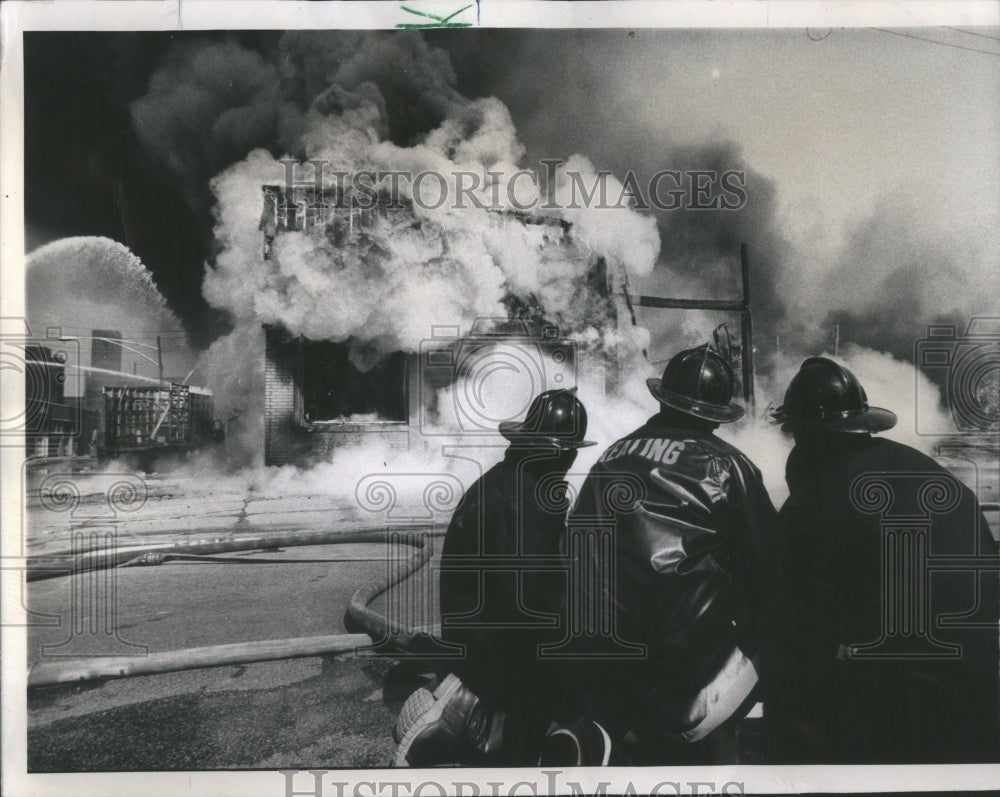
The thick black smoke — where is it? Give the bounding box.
[47,29,987,421]
[652,142,789,353]
[128,31,805,383]
[130,31,466,210]
[814,200,998,397]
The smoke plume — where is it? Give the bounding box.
[813,197,999,369]
[128,31,990,512]
[134,31,660,468]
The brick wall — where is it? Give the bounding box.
[264,325,416,466]
[306,425,411,461]
[265,326,304,465]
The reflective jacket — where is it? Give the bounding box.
[563,414,777,752]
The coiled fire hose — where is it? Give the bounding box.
[27,526,443,689]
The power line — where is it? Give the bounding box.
[875,27,1000,58]
[945,26,1000,43]
[27,324,192,339]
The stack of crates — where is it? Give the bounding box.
[103,384,193,449]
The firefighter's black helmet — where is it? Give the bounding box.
[771,356,897,433]
[499,388,597,449]
[646,344,744,423]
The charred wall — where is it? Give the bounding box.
[264,325,412,467]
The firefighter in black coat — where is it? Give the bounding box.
[393,388,595,766]
[765,357,1000,763]
[558,345,777,765]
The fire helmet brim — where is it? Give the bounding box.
[498,420,597,449]
[646,378,745,423]
[770,404,897,434]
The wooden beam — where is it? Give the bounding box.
[628,295,746,312]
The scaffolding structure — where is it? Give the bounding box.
[104,384,214,450]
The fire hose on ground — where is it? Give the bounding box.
[26,503,1000,689]
[26,526,443,689]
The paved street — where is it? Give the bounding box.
[24,467,444,771]
[21,453,1000,771]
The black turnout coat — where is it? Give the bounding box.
[765,434,1000,763]
[562,413,777,758]
[438,448,572,758]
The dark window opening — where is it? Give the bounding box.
[301,340,407,423]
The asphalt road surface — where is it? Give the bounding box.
[27,547,442,771]
[21,456,1000,771]
[24,469,445,771]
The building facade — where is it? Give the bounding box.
[261,184,621,466]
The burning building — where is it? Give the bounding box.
[260,184,624,466]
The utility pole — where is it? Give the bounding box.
[157,336,164,386]
[627,243,756,414]
[834,324,840,357]
[739,243,755,414]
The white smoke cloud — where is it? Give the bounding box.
[126,32,981,524]
[128,32,677,489]
[195,323,265,464]
[838,344,957,448]
[140,35,966,518]
[717,344,961,507]
[421,96,527,168]
[203,125,659,357]
[717,342,963,510]
[552,154,660,279]
[192,53,661,469]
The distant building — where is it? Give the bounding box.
[24,344,76,458]
[25,326,214,464]
[60,329,158,457]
